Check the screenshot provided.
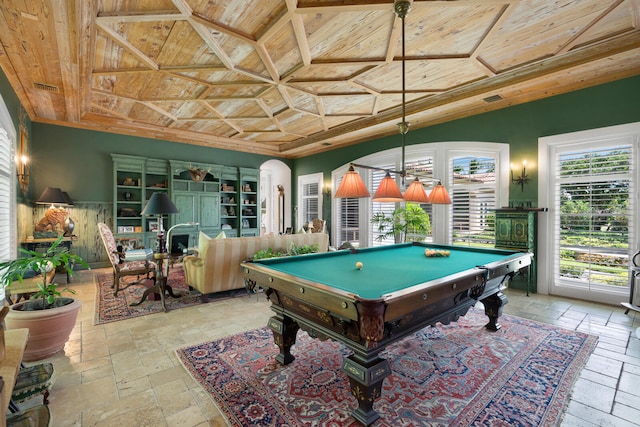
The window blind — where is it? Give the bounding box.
[450,156,496,247]
[0,128,12,263]
[556,145,631,288]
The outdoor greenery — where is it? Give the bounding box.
[371,203,431,243]
[557,148,630,286]
[252,243,320,260]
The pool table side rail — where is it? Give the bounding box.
[243,261,367,322]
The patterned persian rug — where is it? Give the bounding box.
[94,266,247,324]
[177,308,597,427]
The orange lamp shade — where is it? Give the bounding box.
[335,166,370,198]
[429,182,452,204]
[403,177,430,203]
[372,172,403,203]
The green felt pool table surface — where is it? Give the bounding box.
[253,243,521,300]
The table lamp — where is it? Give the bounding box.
[34,187,69,234]
[141,192,179,253]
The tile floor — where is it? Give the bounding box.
[15,268,640,426]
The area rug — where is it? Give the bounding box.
[94,266,248,324]
[177,309,597,426]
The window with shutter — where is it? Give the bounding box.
[450,156,497,247]
[297,173,323,231]
[556,145,631,290]
[331,142,508,249]
[0,96,17,303]
[539,122,639,304]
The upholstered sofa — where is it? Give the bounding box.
[182,232,329,295]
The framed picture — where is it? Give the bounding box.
[148,221,158,232]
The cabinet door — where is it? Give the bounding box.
[199,193,220,229]
[495,217,512,243]
[511,218,529,243]
[174,193,197,224]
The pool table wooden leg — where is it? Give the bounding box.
[482,291,508,331]
[267,313,299,365]
[341,354,391,426]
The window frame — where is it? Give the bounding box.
[538,122,640,304]
[0,94,17,303]
[297,172,323,231]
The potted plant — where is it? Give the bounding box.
[0,236,89,361]
[371,203,431,243]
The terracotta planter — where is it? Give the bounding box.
[5,297,82,361]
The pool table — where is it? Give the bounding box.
[242,242,532,426]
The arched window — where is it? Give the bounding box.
[331,142,509,248]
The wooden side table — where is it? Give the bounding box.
[129,252,181,311]
[20,237,76,283]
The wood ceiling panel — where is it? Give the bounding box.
[321,94,375,116]
[153,100,217,119]
[571,0,636,48]
[263,21,304,78]
[98,0,177,14]
[302,9,392,61]
[189,0,287,39]
[172,119,238,137]
[405,4,505,56]
[479,0,620,71]
[0,0,636,158]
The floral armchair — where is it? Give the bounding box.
[98,222,156,296]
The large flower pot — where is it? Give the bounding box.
[5,297,82,361]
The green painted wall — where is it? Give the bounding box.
[293,75,640,207]
[29,123,284,202]
[0,64,32,202]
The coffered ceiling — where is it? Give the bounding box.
[0,0,639,159]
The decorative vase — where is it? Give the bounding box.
[5,297,82,361]
[64,217,75,236]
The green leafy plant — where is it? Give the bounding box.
[252,243,320,260]
[371,203,431,243]
[0,235,89,309]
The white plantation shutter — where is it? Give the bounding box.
[0,127,14,264]
[450,156,497,247]
[298,173,322,229]
[370,165,397,246]
[555,145,632,289]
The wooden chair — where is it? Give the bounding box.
[309,218,326,234]
[97,222,156,296]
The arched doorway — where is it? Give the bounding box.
[260,160,291,235]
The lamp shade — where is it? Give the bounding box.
[62,191,73,206]
[335,166,370,198]
[141,192,179,215]
[36,187,67,205]
[372,172,404,203]
[429,182,452,204]
[403,177,430,203]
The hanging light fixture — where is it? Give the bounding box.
[334,0,451,205]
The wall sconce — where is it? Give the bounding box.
[322,183,332,196]
[511,160,529,192]
[16,153,29,194]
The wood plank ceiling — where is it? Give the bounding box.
[0,0,639,159]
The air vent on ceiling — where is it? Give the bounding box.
[483,94,503,103]
[33,82,59,93]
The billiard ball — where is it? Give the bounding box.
[356,261,363,270]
